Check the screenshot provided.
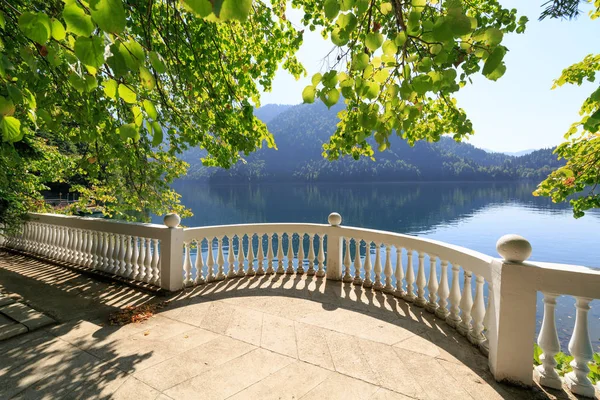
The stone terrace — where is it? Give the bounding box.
[0,250,596,399]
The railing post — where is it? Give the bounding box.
[161,213,184,292]
[326,212,343,281]
[488,234,537,386]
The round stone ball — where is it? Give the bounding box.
[496,234,532,263]
[163,213,181,228]
[328,212,342,226]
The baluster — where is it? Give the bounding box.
[82,230,91,267]
[534,292,562,389]
[363,241,373,288]
[97,232,106,271]
[266,233,275,274]
[79,229,87,266]
[184,242,193,286]
[88,231,96,269]
[426,256,439,312]
[256,234,265,275]
[54,227,61,260]
[383,244,393,292]
[110,234,119,274]
[194,238,206,284]
[216,236,226,280]
[457,270,473,336]
[66,228,74,263]
[565,297,596,397]
[415,252,427,307]
[124,236,133,277]
[71,229,79,264]
[275,233,284,274]
[228,236,237,278]
[446,263,462,327]
[286,233,295,274]
[247,234,256,275]
[151,239,160,284]
[297,234,305,274]
[143,238,152,282]
[404,250,416,302]
[353,239,363,285]
[316,234,325,278]
[237,235,246,277]
[129,237,139,279]
[40,225,48,256]
[207,237,216,281]
[373,243,383,290]
[468,274,486,344]
[118,235,127,276]
[435,260,450,319]
[62,227,69,262]
[481,284,493,354]
[342,238,352,282]
[306,234,315,276]
[394,247,405,297]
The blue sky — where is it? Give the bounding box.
[260,1,599,153]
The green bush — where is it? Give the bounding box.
[533,344,600,384]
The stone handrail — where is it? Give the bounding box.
[1,211,599,397]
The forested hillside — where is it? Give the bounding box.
[183,102,563,182]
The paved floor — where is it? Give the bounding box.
[0,249,597,399]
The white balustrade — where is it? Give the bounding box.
[6,213,600,399]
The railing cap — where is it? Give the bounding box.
[496,234,532,263]
[164,213,181,229]
[328,212,342,226]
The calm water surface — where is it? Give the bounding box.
[165,181,600,350]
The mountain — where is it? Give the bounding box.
[483,148,537,157]
[183,102,563,182]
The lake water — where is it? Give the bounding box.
[165,181,600,350]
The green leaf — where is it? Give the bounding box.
[324,0,340,20]
[382,40,397,56]
[322,88,340,108]
[0,116,22,142]
[118,84,137,103]
[311,73,323,87]
[365,32,383,52]
[331,29,349,46]
[482,47,506,80]
[0,97,15,116]
[103,78,118,99]
[18,12,51,44]
[149,51,167,74]
[395,32,407,47]
[107,44,129,78]
[68,73,86,93]
[85,75,98,92]
[151,121,163,146]
[139,67,156,90]
[433,17,453,42]
[63,2,95,37]
[352,53,369,71]
[7,85,22,104]
[364,82,380,99]
[449,13,472,37]
[74,36,105,68]
[302,85,316,104]
[412,74,433,95]
[215,0,252,21]
[485,28,504,46]
[120,40,145,70]
[50,18,66,41]
[132,106,143,127]
[143,100,157,119]
[380,2,392,15]
[119,123,139,141]
[336,12,357,31]
[89,0,126,34]
[0,11,5,29]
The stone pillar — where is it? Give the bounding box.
[488,234,537,386]
[160,213,184,292]
[326,212,343,281]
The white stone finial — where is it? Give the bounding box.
[328,212,342,226]
[496,234,532,263]
[163,213,181,228]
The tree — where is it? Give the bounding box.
[0,0,530,228]
[533,0,600,218]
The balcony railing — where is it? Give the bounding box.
[1,212,599,397]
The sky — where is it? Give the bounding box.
[259,1,600,153]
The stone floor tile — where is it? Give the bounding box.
[225,306,263,346]
[370,388,415,400]
[0,295,16,307]
[111,376,161,400]
[294,321,335,370]
[0,322,27,341]
[393,333,441,358]
[228,360,332,400]
[0,302,55,330]
[394,347,473,400]
[359,338,427,399]
[438,358,515,400]
[134,335,255,391]
[163,299,212,327]
[164,348,295,400]
[325,330,379,384]
[261,313,298,358]
[300,372,380,400]
[127,315,195,342]
[356,317,422,346]
[0,312,15,327]
[198,302,235,334]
